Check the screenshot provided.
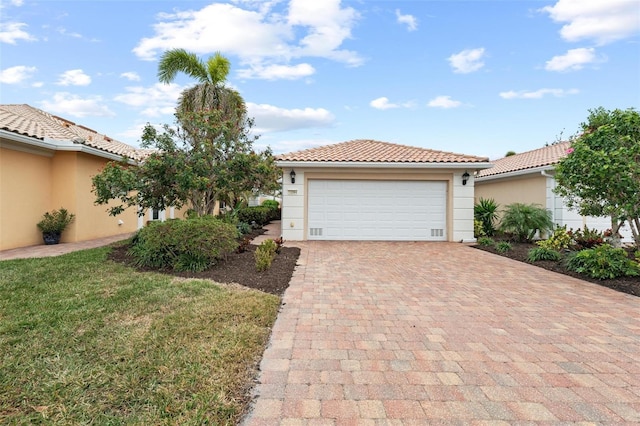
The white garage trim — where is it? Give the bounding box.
[307,180,447,241]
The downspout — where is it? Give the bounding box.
[541,169,556,226]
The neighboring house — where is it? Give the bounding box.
[475,142,633,242]
[275,139,492,242]
[0,104,177,251]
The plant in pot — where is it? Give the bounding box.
[37,208,75,245]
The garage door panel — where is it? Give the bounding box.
[308,180,446,241]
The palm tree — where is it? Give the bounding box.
[157,49,246,129]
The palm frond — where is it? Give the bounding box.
[157,48,209,84]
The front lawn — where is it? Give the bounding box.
[0,245,281,425]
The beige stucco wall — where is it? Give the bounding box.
[474,174,547,220]
[1,147,53,249]
[280,166,478,242]
[1,145,140,251]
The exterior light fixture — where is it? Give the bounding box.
[290,169,296,184]
[462,171,470,186]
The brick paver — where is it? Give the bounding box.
[242,241,640,424]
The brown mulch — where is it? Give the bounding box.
[473,241,640,298]
[108,228,300,296]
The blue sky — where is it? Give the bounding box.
[1,0,639,159]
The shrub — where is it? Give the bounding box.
[536,225,573,251]
[262,199,281,220]
[495,241,512,253]
[474,198,499,236]
[129,216,238,272]
[477,236,495,246]
[255,239,278,272]
[236,221,252,235]
[570,226,604,249]
[37,208,75,234]
[474,219,486,238]
[237,206,272,226]
[527,247,562,262]
[566,244,640,280]
[499,203,554,242]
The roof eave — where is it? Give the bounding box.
[275,160,493,170]
[0,129,138,164]
[476,165,556,182]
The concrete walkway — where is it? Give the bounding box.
[242,241,640,424]
[0,233,135,261]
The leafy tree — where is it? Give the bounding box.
[93,52,279,217]
[92,110,279,217]
[554,107,640,248]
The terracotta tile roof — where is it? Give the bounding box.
[0,104,151,161]
[476,141,571,178]
[276,139,490,164]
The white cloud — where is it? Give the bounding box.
[499,88,580,99]
[120,72,141,81]
[396,9,418,31]
[57,69,91,86]
[39,93,115,118]
[541,0,640,45]
[448,48,486,74]
[370,97,398,110]
[545,47,601,72]
[133,0,362,79]
[247,102,335,133]
[113,83,183,117]
[369,97,415,110]
[427,96,462,109]
[0,22,36,44]
[0,65,36,84]
[238,63,315,80]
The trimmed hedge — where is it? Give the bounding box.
[237,206,273,226]
[129,216,238,272]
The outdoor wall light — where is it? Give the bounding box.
[462,171,470,186]
[290,169,296,184]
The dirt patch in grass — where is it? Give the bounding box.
[108,228,300,296]
[473,241,640,298]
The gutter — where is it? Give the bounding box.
[0,129,138,164]
[475,165,555,182]
[275,160,494,170]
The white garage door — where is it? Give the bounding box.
[307,180,447,241]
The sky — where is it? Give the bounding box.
[1,0,639,160]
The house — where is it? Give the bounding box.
[474,142,634,242]
[275,139,492,242]
[0,104,174,251]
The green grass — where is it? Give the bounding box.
[0,245,280,425]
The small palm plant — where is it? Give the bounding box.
[474,198,499,236]
[499,203,554,242]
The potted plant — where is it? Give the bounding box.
[37,208,75,245]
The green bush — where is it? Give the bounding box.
[495,241,512,253]
[129,216,238,272]
[237,206,272,226]
[477,236,495,246]
[262,199,281,220]
[536,225,573,251]
[474,198,499,236]
[527,247,562,262]
[499,203,554,242]
[236,221,252,235]
[255,239,278,272]
[37,208,75,234]
[566,244,640,280]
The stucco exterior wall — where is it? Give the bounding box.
[0,147,53,249]
[475,174,547,217]
[1,146,140,251]
[280,166,477,242]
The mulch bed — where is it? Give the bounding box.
[473,241,640,298]
[108,228,300,296]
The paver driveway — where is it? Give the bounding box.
[242,242,640,425]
